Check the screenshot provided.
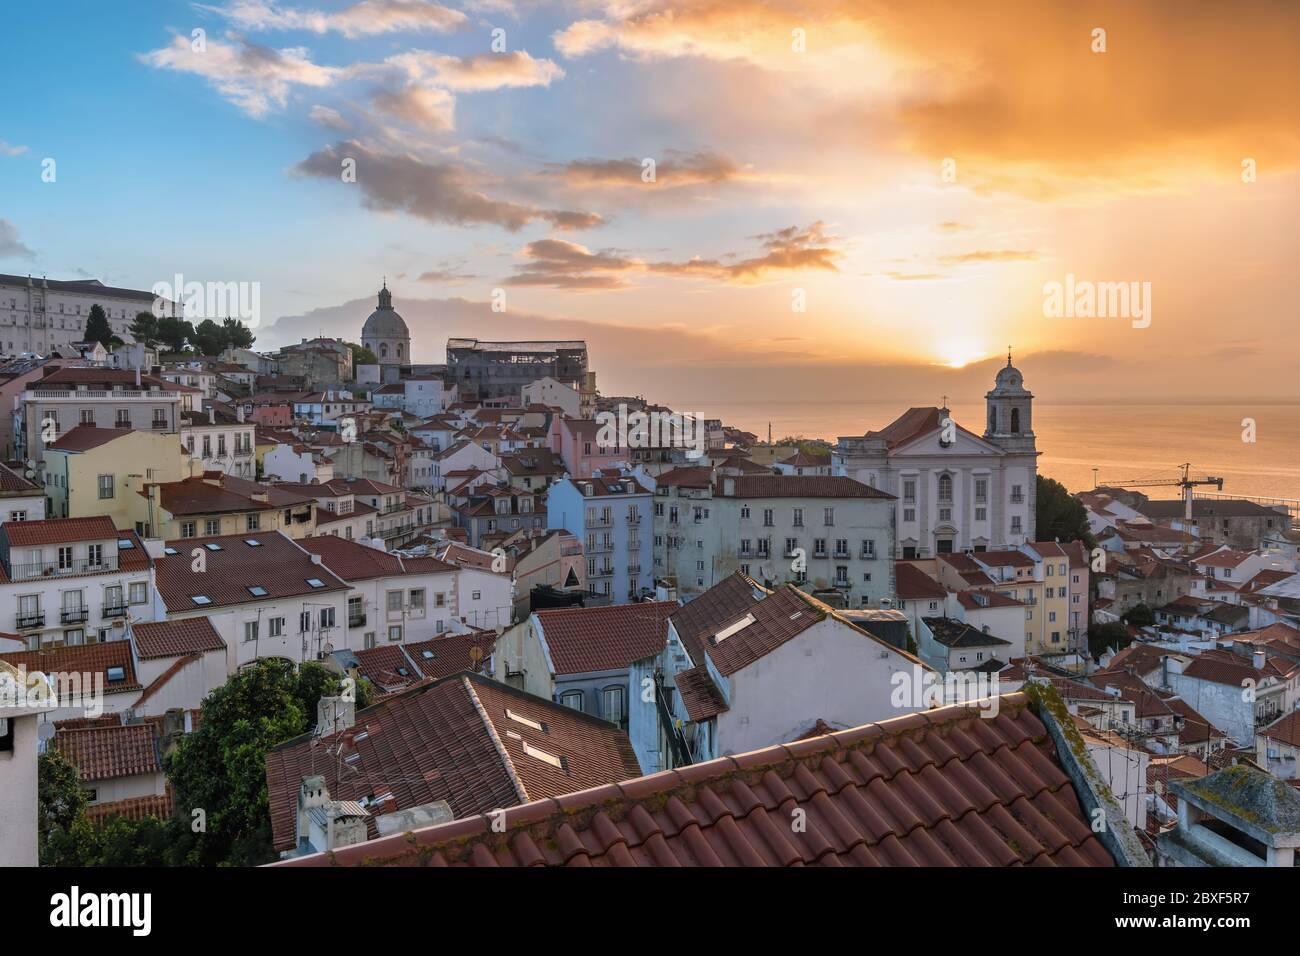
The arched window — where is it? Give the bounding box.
[380,344,388,359]
[1010,407,1021,433]
[989,408,997,431]
[397,344,404,359]
[938,473,953,502]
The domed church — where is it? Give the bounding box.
[361,280,411,375]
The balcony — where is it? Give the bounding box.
[588,541,613,554]
[102,604,128,620]
[348,613,367,628]
[860,550,877,560]
[627,514,642,525]
[1010,494,1025,504]
[60,607,89,625]
[151,420,168,429]
[11,557,117,581]
[16,613,44,630]
[591,566,614,578]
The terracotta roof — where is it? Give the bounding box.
[895,562,948,601]
[350,631,497,690]
[265,672,642,852]
[956,589,1022,610]
[535,601,679,675]
[151,476,272,516]
[2,515,120,547]
[276,692,1116,867]
[154,531,348,611]
[718,475,894,499]
[85,789,173,826]
[655,466,714,489]
[1259,711,1300,747]
[299,536,406,580]
[132,618,226,660]
[54,723,161,781]
[668,571,766,664]
[673,664,728,720]
[924,617,1011,648]
[46,426,135,453]
[976,549,1037,569]
[0,640,140,694]
[700,586,826,676]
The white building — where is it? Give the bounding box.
[0,274,160,356]
[0,463,45,522]
[521,376,581,418]
[0,661,56,865]
[151,531,351,673]
[834,355,1038,558]
[0,516,156,649]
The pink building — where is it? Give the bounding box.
[550,416,624,479]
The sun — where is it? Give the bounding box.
[936,342,985,369]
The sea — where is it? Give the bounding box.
[678,401,1300,502]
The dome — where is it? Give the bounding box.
[991,349,1028,394]
[361,282,410,341]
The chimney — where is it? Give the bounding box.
[317,695,355,735]
[208,406,215,425]
[1253,649,1266,670]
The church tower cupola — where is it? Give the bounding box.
[984,348,1036,453]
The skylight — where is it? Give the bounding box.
[118,539,134,549]
[420,650,435,659]
[247,586,268,597]
[244,539,261,547]
[105,666,125,683]
[521,741,564,770]
[163,547,178,555]
[205,543,222,551]
[306,578,325,588]
[713,612,756,644]
[191,595,211,605]
[505,708,543,732]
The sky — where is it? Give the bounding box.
[1,0,1298,406]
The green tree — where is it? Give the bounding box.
[1035,475,1095,548]
[129,311,160,347]
[1089,621,1133,661]
[156,315,194,353]
[193,319,225,356]
[84,304,114,348]
[1123,602,1156,628]
[38,749,87,846]
[222,316,255,350]
[164,659,364,866]
[348,342,377,366]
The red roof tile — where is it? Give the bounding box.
[154,531,348,612]
[85,789,173,826]
[131,618,225,660]
[535,601,678,675]
[0,640,141,694]
[668,571,765,663]
[265,672,642,852]
[54,723,161,781]
[276,692,1115,867]
[895,562,948,601]
[2,515,120,547]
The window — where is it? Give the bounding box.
[975,478,988,503]
[387,591,402,613]
[97,474,114,499]
[903,479,916,502]
[409,589,425,611]
[268,617,284,637]
[937,474,953,502]
[79,409,95,426]
[180,521,196,538]
[129,582,147,604]
[903,508,916,522]
[823,507,834,526]
[792,507,803,527]
[560,690,583,710]
[740,505,750,519]
[602,686,626,724]
[762,508,773,527]
[388,625,402,642]
[472,589,481,600]
[320,607,336,629]
[300,611,311,633]
[204,518,220,535]
[58,546,74,570]
[243,620,259,643]
[246,514,260,531]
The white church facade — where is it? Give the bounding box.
[833,355,1038,558]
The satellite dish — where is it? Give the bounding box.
[37,722,56,742]
[468,645,483,665]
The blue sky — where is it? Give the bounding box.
[2,1,1297,403]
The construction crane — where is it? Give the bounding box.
[1099,463,1224,522]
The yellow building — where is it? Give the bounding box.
[137,473,318,541]
[43,426,196,528]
